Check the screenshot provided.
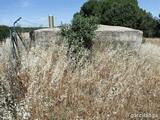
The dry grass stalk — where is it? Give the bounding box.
[145,38,160,46]
[0,38,160,120]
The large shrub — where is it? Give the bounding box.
[0,25,9,42]
[60,14,98,62]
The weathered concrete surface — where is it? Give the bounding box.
[30,25,143,50]
[94,25,143,50]
[30,28,61,46]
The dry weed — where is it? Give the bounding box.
[145,38,160,46]
[0,39,160,120]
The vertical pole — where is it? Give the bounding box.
[10,27,16,59]
[13,17,22,58]
[48,15,54,28]
[10,27,17,76]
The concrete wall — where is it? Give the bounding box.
[94,25,143,50]
[30,25,143,50]
[30,28,60,47]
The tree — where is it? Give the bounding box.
[80,0,101,18]
[80,0,140,28]
[103,0,140,28]
[137,10,159,37]
[79,0,160,37]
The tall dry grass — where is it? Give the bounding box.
[0,38,160,120]
[145,38,160,46]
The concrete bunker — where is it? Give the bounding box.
[30,24,143,50]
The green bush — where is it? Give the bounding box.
[137,10,159,37]
[80,0,160,38]
[80,0,140,28]
[80,0,101,18]
[0,25,9,42]
[60,14,98,62]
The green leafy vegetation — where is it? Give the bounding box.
[0,25,9,42]
[79,0,160,38]
[139,10,160,37]
[60,14,98,62]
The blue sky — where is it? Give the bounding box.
[0,0,159,27]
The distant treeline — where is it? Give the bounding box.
[0,26,41,42]
[77,0,160,38]
[0,25,9,42]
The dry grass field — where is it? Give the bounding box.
[0,38,160,120]
[145,38,160,46]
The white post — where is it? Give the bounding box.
[48,15,54,28]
